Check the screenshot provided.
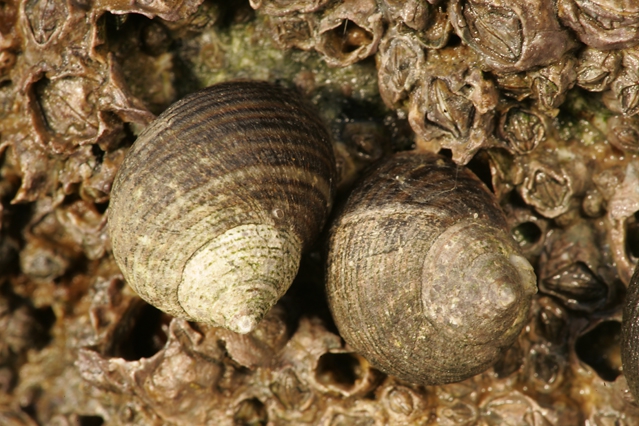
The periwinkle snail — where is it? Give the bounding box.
[108,80,336,334]
[622,265,639,401]
[326,151,538,385]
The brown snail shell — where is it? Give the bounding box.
[326,151,537,385]
[108,80,336,334]
[622,264,639,401]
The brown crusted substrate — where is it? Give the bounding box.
[1,0,639,424]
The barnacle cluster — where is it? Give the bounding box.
[0,0,639,424]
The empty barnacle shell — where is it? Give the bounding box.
[108,80,336,334]
[314,0,383,67]
[326,151,537,385]
[558,0,639,50]
[312,350,383,397]
[266,13,319,51]
[503,204,549,260]
[448,0,576,73]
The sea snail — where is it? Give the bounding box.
[622,264,639,402]
[108,80,336,334]
[326,151,538,385]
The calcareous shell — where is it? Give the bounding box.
[108,80,337,334]
[326,151,537,385]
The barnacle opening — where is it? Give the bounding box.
[493,342,523,378]
[511,222,542,249]
[575,321,622,382]
[535,297,568,345]
[528,344,564,392]
[77,415,105,426]
[110,303,169,361]
[32,304,56,349]
[324,20,373,54]
[385,386,416,416]
[427,79,475,139]
[234,397,267,426]
[315,352,366,393]
[270,368,312,410]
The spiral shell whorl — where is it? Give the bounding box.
[326,151,537,384]
[178,223,302,334]
[422,221,535,338]
[108,81,336,333]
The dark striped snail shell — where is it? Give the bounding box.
[622,264,639,401]
[108,80,336,334]
[326,151,537,385]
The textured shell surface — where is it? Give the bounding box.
[622,264,639,401]
[108,80,336,334]
[326,151,537,385]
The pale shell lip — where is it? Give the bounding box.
[177,223,302,333]
[509,253,538,297]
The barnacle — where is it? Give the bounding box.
[603,47,639,116]
[576,47,622,92]
[407,45,500,164]
[538,220,614,312]
[558,0,639,50]
[497,103,548,154]
[449,0,577,73]
[1,0,639,424]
